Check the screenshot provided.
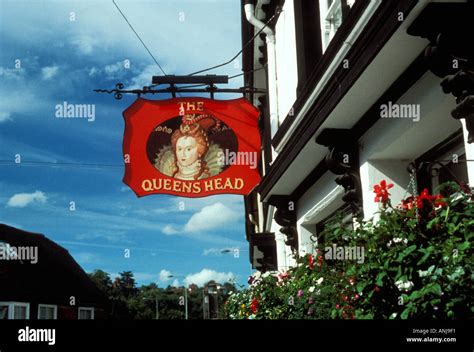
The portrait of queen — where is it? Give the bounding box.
[151,113,230,180]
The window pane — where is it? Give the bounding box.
[39,306,55,319]
[78,309,93,320]
[13,306,27,319]
[0,305,9,319]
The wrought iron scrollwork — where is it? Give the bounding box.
[94,81,267,100]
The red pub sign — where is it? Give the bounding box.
[122,97,261,197]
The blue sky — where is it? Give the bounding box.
[0,0,253,287]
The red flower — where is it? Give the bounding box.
[309,255,314,270]
[416,189,436,209]
[433,194,447,208]
[399,190,447,211]
[277,271,290,282]
[416,189,447,209]
[460,182,472,195]
[373,180,394,204]
[399,196,415,211]
[250,298,258,314]
[317,255,324,267]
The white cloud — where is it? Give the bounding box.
[71,35,97,55]
[88,67,100,77]
[171,279,180,287]
[133,272,157,283]
[73,252,97,264]
[74,230,130,244]
[172,195,243,213]
[104,61,126,77]
[184,268,235,287]
[0,112,11,123]
[184,202,239,233]
[159,269,172,282]
[128,64,158,89]
[6,191,47,208]
[41,65,59,80]
[162,224,179,235]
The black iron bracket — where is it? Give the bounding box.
[316,128,364,219]
[94,75,266,100]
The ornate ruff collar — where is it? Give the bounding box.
[176,159,201,180]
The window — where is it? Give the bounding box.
[316,203,354,244]
[0,304,9,319]
[319,0,357,51]
[38,304,57,320]
[78,307,94,320]
[0,302,30,319]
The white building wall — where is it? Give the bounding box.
[274,0,298,126]
[461,119,474,185]
[359,160,411,222]
[358,73,463,221]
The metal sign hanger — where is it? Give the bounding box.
[94,74,266,100]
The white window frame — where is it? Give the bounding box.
[37,304,58,320]
[78,307,95,320]
[319,0,357,52]
[320,0,343,51]
[0,302,30,319]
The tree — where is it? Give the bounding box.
[113,271,138,299]
[89,269,113,297]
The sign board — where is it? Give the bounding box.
[122,97,261,197]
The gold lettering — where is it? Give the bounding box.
[215,178,223,190]
[196,101,204,111]
[152,178,162,190]
[193,182,201,193]
[204,179,214,192]
[173,180,182,192]
[182,182,192,193]
[234,178,244,190]
[186,102,196,111]
[224,178,233,189]
[163,179,172,190]
[142,179,153,192]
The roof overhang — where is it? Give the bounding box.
[258,0,431,201]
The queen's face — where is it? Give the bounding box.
[176,136,199,167]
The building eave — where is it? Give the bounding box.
[257,0,424,202]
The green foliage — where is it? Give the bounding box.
[88,270,236,319]
[224,181,474,319]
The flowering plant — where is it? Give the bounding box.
[224,181,473,319]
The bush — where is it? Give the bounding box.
[224,181,474,319]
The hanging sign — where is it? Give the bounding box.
[122,97,261,197]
